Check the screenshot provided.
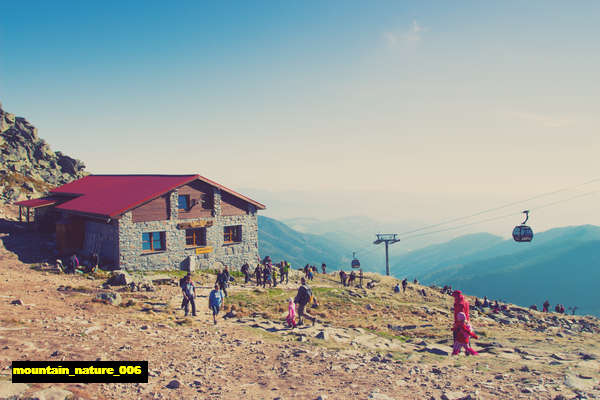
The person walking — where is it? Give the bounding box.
[208,284,224,325]
[216,266,230,297]
[294,277,316,326]
[452,290,470,325]
[282,261,289,284]
[402,278,408,293]
[543,300,550,312]
[181,273,196,317]
[241,263,251,284]
[321,263,326,274]
[452,312,478,356]
[286,297,297,328]
[255,263,262,286]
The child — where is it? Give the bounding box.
[286,298,297,328]
[208,284,224,325]
[452,312,478,356]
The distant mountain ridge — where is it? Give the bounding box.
[258,216,353,268]
[390,225,600,317]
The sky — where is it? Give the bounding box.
[1,1,599,238]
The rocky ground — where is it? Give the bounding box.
[0,216,599,399]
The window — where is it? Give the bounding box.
[186,228,206,247]
[201,193,213,209]
[142,231,166,252]
[178,195,190,211]
[223,225,242,243]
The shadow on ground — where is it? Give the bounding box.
[0,218,57,264]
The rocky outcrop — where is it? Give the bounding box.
[0,102,87,203]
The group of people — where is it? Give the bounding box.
[531,300,572,314]
[58,252,99,274]
[179,268,229,325]
[338,269,363,287]
[393,278,409,293]
[451,290,479,356]
[254,257,290,287]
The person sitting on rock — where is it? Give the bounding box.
[66,253,79,274]
[474,297,482,308]
[286,297,297,328]
[452,312,478,356]
[482,296,489,308]
[529,304,538,311]
[394,283,401,293]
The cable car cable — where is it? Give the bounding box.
[394,177,600,237]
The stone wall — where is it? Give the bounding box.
[117,187,259,272]
[81,219,119,267]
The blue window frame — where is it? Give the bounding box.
[142,232,165,252]
[178,195,189,211]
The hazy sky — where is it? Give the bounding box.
[1,1,598,237]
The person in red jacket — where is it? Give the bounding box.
[452,312,479,356]
[452,290,470,324]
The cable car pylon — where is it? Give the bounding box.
[374,234,401,276]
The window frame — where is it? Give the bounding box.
[223,225,242,244]
[185,228,207,247]
[142,231,166,252]
[178,194,190,212]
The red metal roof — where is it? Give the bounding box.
[46,174,265,218]
[14,197,61,208]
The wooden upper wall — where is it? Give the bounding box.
[221,192,248,216]
[178,181,213,219]
[129,181,251,222]
[131,194,170,223]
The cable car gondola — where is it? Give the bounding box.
[351,252,361,268]
[512,210,533,242]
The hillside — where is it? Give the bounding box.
[0,103,87,203]
[1,222,599,399]
[391,225,600,316]
[258,215,353,267]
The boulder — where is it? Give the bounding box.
[95,292,122,306]
[25,387,74,400]
[315,331,328,340]
[166,379,181,389]
[106,270,133,286]
[0,382,29,399]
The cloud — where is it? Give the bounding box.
[383,20,427,49]
[511,111,571,128]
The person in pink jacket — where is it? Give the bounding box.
[452,312,479,356]
[452,290,470,324]
[286,297,297,328]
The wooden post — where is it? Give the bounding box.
[26,208,30,223]
[19,206,22,222]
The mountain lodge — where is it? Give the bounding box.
[15,174,265,271]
